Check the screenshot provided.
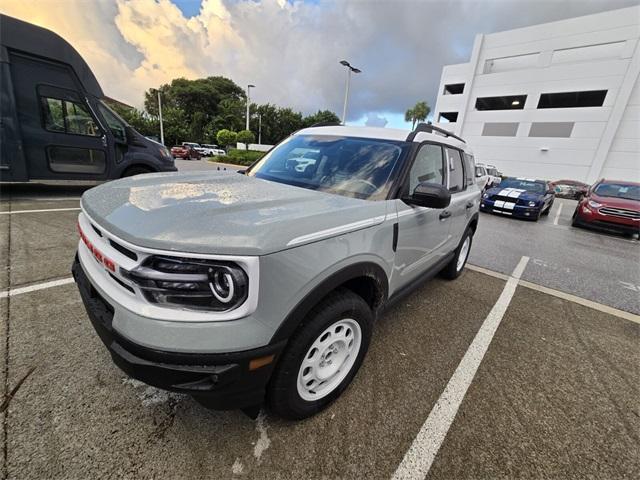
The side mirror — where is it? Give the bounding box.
[237,169,246,175]
[404,182,451,209]
[547,189,555,195]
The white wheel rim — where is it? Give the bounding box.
[456,236,470,272]
[296,318,362,401]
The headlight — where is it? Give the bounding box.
[528,201,537,207]
[482,193,489,199]
[159,147,173,161]
[587,200,602,209]
[123,256,248,311]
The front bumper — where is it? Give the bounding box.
[574,207,640,235]
[480,199,541,219]
[72,257,285,410]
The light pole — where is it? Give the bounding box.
[157,89,164,145]
[246,84,255,131]
[258,114,262,144]
[339,60,361,125]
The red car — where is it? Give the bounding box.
[572,179,640,237]
[170,145,201,160]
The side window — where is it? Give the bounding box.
[463,153,475,186]
[408,144,444,193]
[445,147,465,192]
[40,96,100,136]
[98,102,127,143]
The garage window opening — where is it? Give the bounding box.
[444,83,465,95]
[475,95,527,110]
[537,90,607,109]
[438,112,458,123]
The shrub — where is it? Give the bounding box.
[216,129,237,149]
[237,130,256,149]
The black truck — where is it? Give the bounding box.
[0,14,176,182]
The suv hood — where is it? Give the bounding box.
[81,171,388,256]
[590,192,640,210]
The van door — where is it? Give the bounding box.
[9,52,112,180]
[391,143,452,293]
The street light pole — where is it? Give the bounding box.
[246,84,255,131]
[258,114,262,144]
[339,60,361,125]
[157,90,164,145]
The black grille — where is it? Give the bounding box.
[109,240,138,261]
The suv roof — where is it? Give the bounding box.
[295,125,470,152]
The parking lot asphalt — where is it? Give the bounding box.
[470,197,640,315]
[0,178,638,479]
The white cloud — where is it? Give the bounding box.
[1,0,637,120]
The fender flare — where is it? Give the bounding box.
[269,261,389,344]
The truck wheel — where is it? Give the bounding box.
[441,228,473,280]
[267,288,373,420]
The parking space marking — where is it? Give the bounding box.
[0,207,81,215]
[0,277,74,299]
[392,256,530,480]
[466,264,639,324]
[553,203,563,225]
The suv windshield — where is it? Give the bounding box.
[594,183,640,201]
[248,134,409,200]
[497,178,546,193]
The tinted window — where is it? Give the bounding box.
[40,96,99,136]
[463,153,475,186]
[445,148,464,192]
[497,178,546,193]
[48,146,105,174]
[248,135,408,200]
[98,101,127,143]
[408,144,444,193]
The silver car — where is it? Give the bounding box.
[72,123,480,419]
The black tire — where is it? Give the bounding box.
[121,166,152,177]
[571,210,580,227]
[541,201,553,216]
[267,288,373,420]
[440,227,473,280]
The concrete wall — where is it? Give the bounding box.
[236,143,273,152]
[433,6,640,183]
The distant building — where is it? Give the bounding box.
[433,6,640,183]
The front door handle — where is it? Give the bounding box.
[439,210,451,220]
[466,201,474,209]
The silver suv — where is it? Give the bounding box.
[72,123,480,419]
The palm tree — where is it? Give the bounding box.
[405,101,431,129]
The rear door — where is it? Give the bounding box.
[392,142,452,292]
[9,52,113,180]
[444,147,478,243]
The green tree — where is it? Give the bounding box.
[237,130,256,150]
[302,110,340,127]
[216,129,238,151]
[405,101,430,129]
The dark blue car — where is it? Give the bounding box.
[480,177,555,221]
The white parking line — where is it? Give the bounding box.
[466,264,639,324]
[0,277,75,299]
[0,207,81,215]
[392,256,529,480]
[553,202,563,225]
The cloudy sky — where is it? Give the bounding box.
[2,0,637,128]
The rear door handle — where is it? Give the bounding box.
[439,210,451,220]
[466,201,474,209]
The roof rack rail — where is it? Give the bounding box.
[406,122,466,144]
[309,121,342,128]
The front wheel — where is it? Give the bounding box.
[267,289,373,420]
[441,228,473,280]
